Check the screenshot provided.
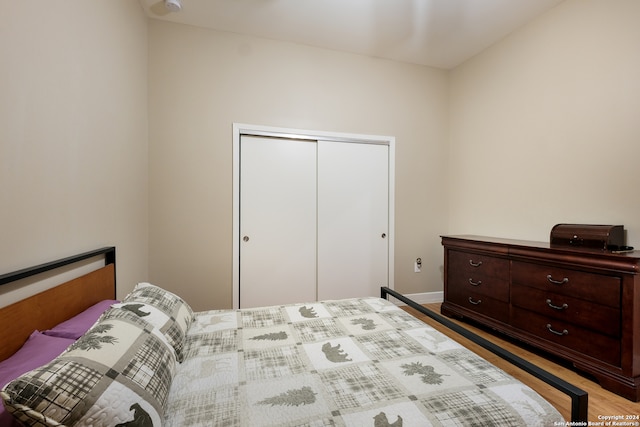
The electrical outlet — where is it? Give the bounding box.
[414,257,422,273]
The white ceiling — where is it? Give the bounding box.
[139,0,564,69]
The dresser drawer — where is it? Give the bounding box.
[511,261,621,308]
[511,284,620,337]
[448,285,509,323]
[448,268,509,301]
[449,250,509,278]
[511,307,621,367]
[448,251,509,302]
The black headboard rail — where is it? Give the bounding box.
[0,247,116,287]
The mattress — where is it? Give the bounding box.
[165,297,563,426]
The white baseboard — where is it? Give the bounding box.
[386,290,443,306]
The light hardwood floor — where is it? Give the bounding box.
[401,303,640,423]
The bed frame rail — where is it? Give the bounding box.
[381,287,588,423]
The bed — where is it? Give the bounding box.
[0,247,587,426]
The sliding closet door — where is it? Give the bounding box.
[317,141,389,300]
[239,136,317,308]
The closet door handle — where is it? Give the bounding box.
[243,236,250,242]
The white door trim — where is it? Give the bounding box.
[232,123,395,309]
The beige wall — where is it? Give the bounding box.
[0,1,149,305]
[448,0,640,245]
[5,0,636,312]
[148,21,449,310]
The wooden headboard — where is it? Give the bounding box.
[0,247,116,361]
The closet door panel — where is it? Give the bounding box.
[239,136,317,308]
[317,141,389,300]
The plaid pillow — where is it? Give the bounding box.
[122,282,195,362]
[1,315,176,427]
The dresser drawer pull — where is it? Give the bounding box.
[546,324,568,336]
[469,260,483,267]
[468,278,482,286]
[546,299,568,310]
[468,297,482,305]
[546,274,569,285]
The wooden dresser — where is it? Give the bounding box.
[441,235,640,401]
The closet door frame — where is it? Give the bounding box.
[232,123,395,309]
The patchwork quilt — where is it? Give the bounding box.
[165,297,563,426]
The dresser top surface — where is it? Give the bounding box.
[441,235,639,260]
